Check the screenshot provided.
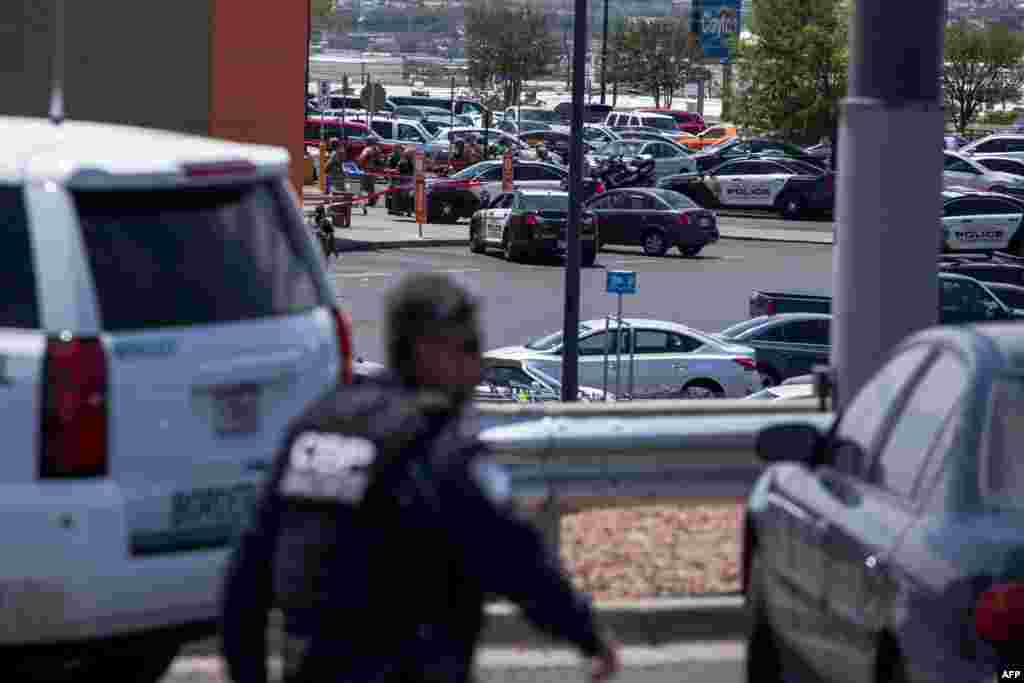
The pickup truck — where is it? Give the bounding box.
[749,272,1021,324]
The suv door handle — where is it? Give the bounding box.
[672,362,688,370]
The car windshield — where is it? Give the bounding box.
[652,189,697,209]
[522,194,570,212]
[449,162,497,180]
[519,109,563,123]
[982,376,1024,507]
[597,141,644,156]
[644,117,678,131]
[718,317,773,338]
[525,324,592,351]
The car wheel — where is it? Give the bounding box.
[503,230,522,262]
[678,245,703,257]
[746,554,785,683]
[470,222,486,253]
[437,198,460,224]
[757,365,782,389]
[641,229,669,257]
[26,634,181,683]
[781,195,805,220]
[680,380,724,399]
[581,244,597,267]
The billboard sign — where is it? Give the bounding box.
[694,0,742,60]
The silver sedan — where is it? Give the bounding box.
[485,318,759,399]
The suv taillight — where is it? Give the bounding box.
[734,357,758,372]
[677,213,691,225]
[525,213,539,226]
[40,336,108,479]
[330,307,354,385]
[595,182,606,194]
[976,582,1024,644]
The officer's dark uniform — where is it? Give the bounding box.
[220,372,608,683]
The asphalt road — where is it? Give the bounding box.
[164,642,745,682]
[333,240,835,365]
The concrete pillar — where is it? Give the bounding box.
[832,0,945,406]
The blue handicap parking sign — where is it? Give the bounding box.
[606,271,637,295]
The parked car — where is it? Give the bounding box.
[690,137,829,173]
[366,115,433,148]
[603,110,681,136]
[496,120,552,135]
[938,253,1024,286]
[984,281,1024,315]
[940,188,1024,253]
[749,272,1020,324]
[957,132,1024,157]
[554,102,614,123]
[485,318,760,399]
[582,123,621,147]
[303,117,380,158]
[424,127,530,164]
[504,107,568,132]
[518,129,601,162]
[677,124,738,151]
[658,157,835,219]
[972,154,1024,178]
[715,313,831,387]
[614,128,688,143]
[745,323,1024,681]
[468,189,598,265]
[479,358,611,402]
[387,95,488,124]
[0,116,352,682]
[943,151,1024,198]
[408,159,568,223]
[421,114,475,136]
[588,139,697,180]
[636,108,707,135]
[583,187,719,257]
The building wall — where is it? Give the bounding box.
[210,0,308,192]
[0,0,307,192]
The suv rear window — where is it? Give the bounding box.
[74,181,322,332]
[0,186,40,328]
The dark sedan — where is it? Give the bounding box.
[715,313,830,387]
[583,188,719,257]
[690,137,829,173]
[745,324,1024,682]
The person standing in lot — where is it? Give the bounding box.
[357,135,384,215]
[220,272,622,683]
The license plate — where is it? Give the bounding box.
[170,483,259,530]
[213,385,261,435]
[700,217,713,227]
[558,239,567,250]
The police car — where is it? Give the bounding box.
[942,188,1024,254]
[469,189,597,265]
[0,116,350,681]
[656,157,835,219]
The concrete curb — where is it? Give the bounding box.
[481,595,747,646]
[180,596,747,657]
[334,237,468,252]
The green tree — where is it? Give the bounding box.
[465,1,559,106]
[732,0,849,144]
[944,21,1024,134]
[311,0,352,35]
[607,18,703,107]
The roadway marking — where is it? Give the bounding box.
[169,642,744,677]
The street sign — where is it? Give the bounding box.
[502,151,513,192]
[606,271,637,295]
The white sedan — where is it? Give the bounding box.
[485,318,759,399]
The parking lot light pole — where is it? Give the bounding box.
[600,0,609,105]
[832,0,945,407]
[561,0,588,401]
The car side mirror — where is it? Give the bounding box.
[756,424,823,465]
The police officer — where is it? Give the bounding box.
[220,272,621,683]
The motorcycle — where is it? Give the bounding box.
[593,155,657,190]
[311,205,340,261]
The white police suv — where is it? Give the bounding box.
[0,116,352,681]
